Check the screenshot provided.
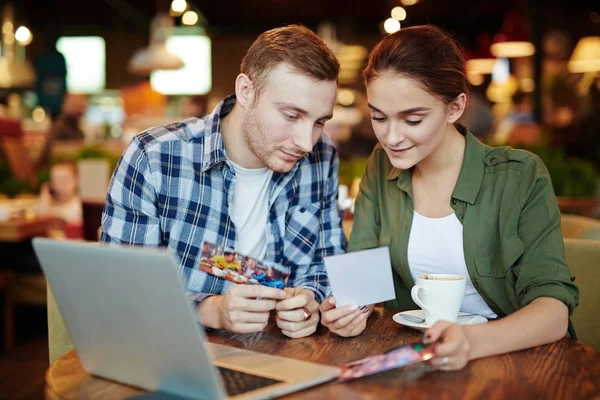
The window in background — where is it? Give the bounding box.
[150,32,211,95]
[56,37,106,94]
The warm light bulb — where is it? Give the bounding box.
[15,26,32,45]
[338,89,355,106]
[182,11,198,25]
[391,7,407,21]
[32,107,46,122]
[171,0,187,14]
[384,18,401,34]
[2,22,13,35]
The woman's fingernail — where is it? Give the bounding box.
[349,304,358,311]
[360,306,369,313]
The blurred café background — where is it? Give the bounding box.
[0,0,598,397]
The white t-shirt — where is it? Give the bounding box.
[407,210,497,319]
[229,161,274,259]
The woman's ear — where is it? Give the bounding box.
[447,93,467,124]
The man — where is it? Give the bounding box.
[101,25,346,338]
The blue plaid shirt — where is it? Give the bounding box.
[100,95,346,304]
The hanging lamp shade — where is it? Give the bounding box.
[128,13,184,76]
[490,12,535,58]
[466,33,496,75]
[568,36,600,73]
[0,3,35,88]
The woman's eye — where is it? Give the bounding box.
[371,116,387,122]
[406,119,423,126]
[284,113,299,120]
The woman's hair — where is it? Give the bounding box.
[363,25,470,107]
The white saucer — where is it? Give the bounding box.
[392,310,488,331]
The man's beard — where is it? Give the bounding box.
[241,107,305,173]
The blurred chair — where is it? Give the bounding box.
[77,158,109,241]
[82,201,105,241]
[564,238,600,352]
[557,198,598,219]
[561,214,600,240]
[0,269,15,353]
[0,118,35,185]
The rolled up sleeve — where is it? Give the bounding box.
[513,155,579,315]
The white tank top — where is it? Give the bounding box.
[407,210,497,319]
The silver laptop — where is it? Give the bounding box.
[33,238,340,400]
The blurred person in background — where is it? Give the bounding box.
[101,25,346,338]
[542,30,579,149]
[464,88,495,142]
[47,94,87,142]
[567,79,600,170]
[34,20,67,121]
[494,90,542,146]
[36,161,82,233]
[37,94,87,170]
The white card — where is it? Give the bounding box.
[324,247,396,307]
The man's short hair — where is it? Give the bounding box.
[240,24,340,97]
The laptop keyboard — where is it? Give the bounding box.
[217,366,283,397]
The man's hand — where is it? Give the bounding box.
[198,285,286,333]
[275,288,320,338]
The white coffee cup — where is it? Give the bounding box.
[410,274,467,326]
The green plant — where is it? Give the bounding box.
[0,148,35,197]
[518,145,598,198]
[339,156,368,187]
[74,146,120,173]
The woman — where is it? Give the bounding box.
[320,25,578,371]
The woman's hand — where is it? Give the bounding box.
[320,297,372,337]
[425,321,472,371]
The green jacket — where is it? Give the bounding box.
[348,131,579,333]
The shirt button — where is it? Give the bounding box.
[451,199,457,205]
[570,276,576,282]
[490,157,497,163]
[458,214,464,219]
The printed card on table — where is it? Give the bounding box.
[198,241,290,289]
[337,341,435,382]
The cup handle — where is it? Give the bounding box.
[411,285,433,316]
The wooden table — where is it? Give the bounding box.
[45,308,600,399]
[0,216,62,242]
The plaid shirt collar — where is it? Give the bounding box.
[200,94,233,172]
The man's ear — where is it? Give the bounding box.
[235,73,255,109]
[447,93,467,124]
